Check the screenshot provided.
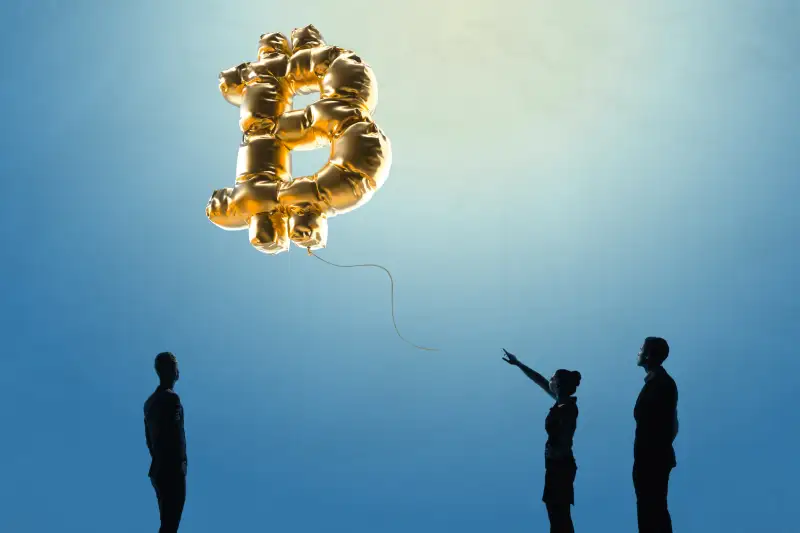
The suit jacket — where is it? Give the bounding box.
[144,386,187,478]
[634,366,678,467]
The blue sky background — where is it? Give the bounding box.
[0,1,798,531]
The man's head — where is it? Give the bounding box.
[155,352,179,386]
[637,337,669,369]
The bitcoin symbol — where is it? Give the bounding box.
[206,24,392,254]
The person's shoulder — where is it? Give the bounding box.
[656,368,677,394]
[562,398,579,415]
[148,388,181,406]
[162,389,181,404]
[654,366,674,381]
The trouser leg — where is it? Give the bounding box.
[546,502,575,533]
[152,474,186,533]
[633,462,672,533]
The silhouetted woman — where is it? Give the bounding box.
[502,348,581,533]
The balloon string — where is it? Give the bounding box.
[306,248,439,352]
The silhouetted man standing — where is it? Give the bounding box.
[144,352,187,533]
[633,337,678,533]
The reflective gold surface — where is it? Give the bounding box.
[219,64,246,106]
[249,211,290,254]
[208,24,391,254]
[206,188,249,230]
[231,177,281,216]
[288,208,328,250]
[244,54,290,83]
[286,46,344,95]
[314,163,377,215]
[329,121,391,187]
[321,52,378,113]
[257,32,290,58]
[276,176,321,207]
[239,80,291,134]
[235,135,291,182]
[291,24,325,51]
[275,98,367,151]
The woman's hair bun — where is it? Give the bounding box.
[571,371,582,387]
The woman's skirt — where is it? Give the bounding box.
[542,458,577,505]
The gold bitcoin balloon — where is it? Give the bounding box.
[206,25,392,254]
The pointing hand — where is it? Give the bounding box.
[502,349,519,366]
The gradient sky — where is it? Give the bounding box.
[1,1,798,531]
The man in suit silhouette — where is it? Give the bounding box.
[634,337,679,533]
[144,352,187,533]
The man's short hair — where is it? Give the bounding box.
[644,337,669,365]
[154,351,177,376]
